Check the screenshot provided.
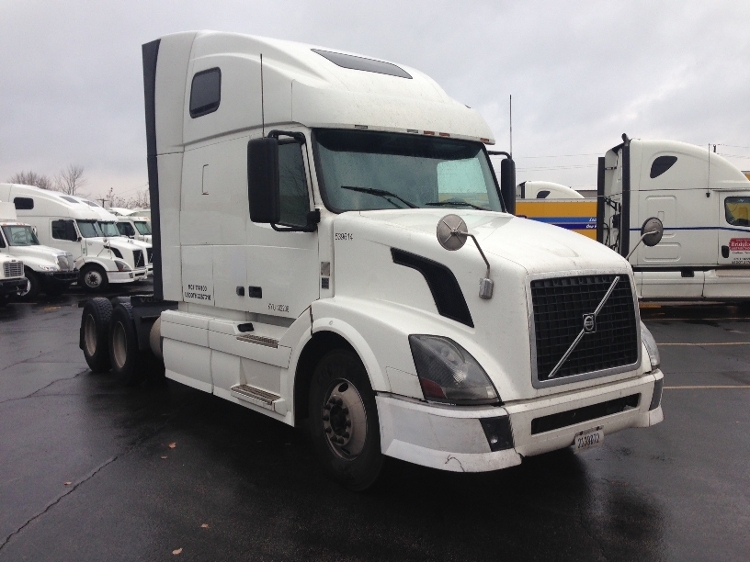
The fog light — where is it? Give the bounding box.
[480,416,514,452]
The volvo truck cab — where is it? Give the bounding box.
[80,32,664,490]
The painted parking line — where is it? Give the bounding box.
[665,385,750,389]
[658,342,750,346]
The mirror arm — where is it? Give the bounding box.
[626,230,658,261]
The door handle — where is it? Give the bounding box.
[721,245,729,259]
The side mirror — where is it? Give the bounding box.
[626,217,664,260]
[247,137,280,224]
[500,158,516,215]
[437,214,494,299]
[641,216,664,247]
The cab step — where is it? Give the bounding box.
[230,384,286,415]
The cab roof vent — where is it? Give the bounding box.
[312,49,412,79]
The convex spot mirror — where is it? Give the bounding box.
[437,214,468,251]
[641,216,664,247]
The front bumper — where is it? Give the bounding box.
[42,270,79,285]
[377,369,664,472]
[105,267,149,284]
[0,278,28,296]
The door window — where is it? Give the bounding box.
[52,220,78,241]
[725,197,750,227]
[278,142,310,227]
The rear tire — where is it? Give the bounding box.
[109,303,148,386]
[308,349,384,491]
[81,298,113,373]
[80,264,109,293]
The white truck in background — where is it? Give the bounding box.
[0,201,77,298]
[71,197,154,276]
[115,216,153,244]
[79,31,664,490]
[0,184,149,292]
[598,135,750,300]
[0,252,26,303]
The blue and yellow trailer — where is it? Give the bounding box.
[515,199,597,239]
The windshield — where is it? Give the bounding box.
[77,220,104,238]
[314,129,502,213]
[134,221,152,235]
[98,221,121,237]
[2,225,40,246]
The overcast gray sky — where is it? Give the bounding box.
[2,0,749,201]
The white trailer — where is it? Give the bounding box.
[0,184,149,291]
[598,136,750,300]
[80,32,664,490]
[0,201,77,298]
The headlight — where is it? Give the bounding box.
[409,335,500,405]
[640,321,660,371]
[114,259,131,272]
[39,265,59,271]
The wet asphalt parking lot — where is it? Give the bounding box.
[1,288,749,561]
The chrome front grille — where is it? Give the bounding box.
[56,254,74,271]
[530,274,639,385]
[4,261,23,278]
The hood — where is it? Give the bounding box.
[4,244,67,265]
[341,209,629,275]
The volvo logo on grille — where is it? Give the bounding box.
[583,313,597,333]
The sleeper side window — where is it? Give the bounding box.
[725,197,750,227]
[13,197,34,210]
[650,156,678,179]
[52,219,77,241]
[189,68,221,118]
[277,142,310,227]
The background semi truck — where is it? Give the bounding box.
[0,183,149,291]
[0,201,77,298]
[514,137,750,300]
[80,31,664,490]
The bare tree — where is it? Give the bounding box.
[8,171,55,190]
[55,164,87,196]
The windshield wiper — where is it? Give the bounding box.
[425,200,488,211]
[341,185,418,209]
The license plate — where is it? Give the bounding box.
[573,426,604,453]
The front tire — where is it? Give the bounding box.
[308,349,383,491]
[80,264,109,293]
[80,298,113,372]
[20,269,40,300]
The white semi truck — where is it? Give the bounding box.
[0,184,149,291]
[598,136,750,300]
[0,252,26,303]
[0,201,77,298]
[80,32,664,490]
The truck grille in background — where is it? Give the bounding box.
[4,261,23,278]
[531,274,638,382]
[146,248,153,264]
[56,254,74,271]
[133,250,144,268]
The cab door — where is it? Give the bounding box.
[705,191,750,298]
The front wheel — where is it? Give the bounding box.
[19,269,40,300]
[308,349,383,491]
[80,264,109,293]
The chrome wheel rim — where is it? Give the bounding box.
[322,379,367,459]
[84,270,102,289]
